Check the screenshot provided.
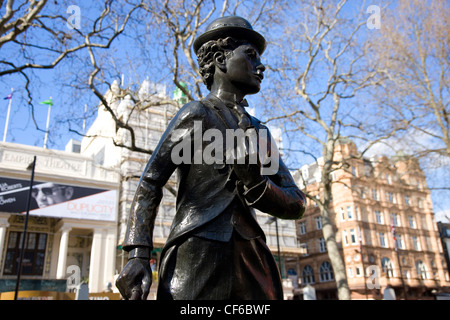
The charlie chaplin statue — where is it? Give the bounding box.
[116,16,306,300]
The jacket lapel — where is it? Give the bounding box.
[203,94,240,130]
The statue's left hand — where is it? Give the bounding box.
[233,153,264,189]
[115,258,152,300]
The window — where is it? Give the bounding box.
[391,213,400,227]
[416,260,428,280]
[4,232,47,276]
[350,229,357,244]
[376,211,383,224]
[386,174,391,184]
[319,238,326,252]
[372,188,378,200]
[300,242,309,256]
[418,198,424,209]
[379,232,387,247]
[348,267,354,278]
[412,236,421,251]
[315,216,322,230]
[340,208,345,221]
[432,216,438,231]
[299,222,306,235]
[352,166,357,177]
[408,216,416,229]
[381,257,394,277]
[387,192,395,203]
[404,195,410,206]
[347,206,353,220]
[302,265,315,284]
[396,234,404,250]
[356,267,362,277]
[319,262,334,282]
[343,230,349,246]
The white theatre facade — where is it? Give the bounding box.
[0,142,120,294]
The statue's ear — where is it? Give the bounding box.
[213,51,227,72]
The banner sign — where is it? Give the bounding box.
[0,176,117,221]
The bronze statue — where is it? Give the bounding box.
[115,16,306,300]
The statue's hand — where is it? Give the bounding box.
[233,154,265,189]
[116,258,152,300]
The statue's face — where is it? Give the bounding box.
[223,43,265,95]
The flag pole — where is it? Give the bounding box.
[43,97,52,149]
[82,104,87,134]
[3,88,13,142]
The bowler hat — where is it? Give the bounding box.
[193,16,266,56]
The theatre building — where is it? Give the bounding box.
[0,141,120,295]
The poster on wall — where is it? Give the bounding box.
[0,176,117,221]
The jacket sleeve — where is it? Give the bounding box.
[242,125,306,220]
[121,101,206,251]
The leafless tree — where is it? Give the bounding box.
[0,0,145,136]
[262,0,406,299]
[83,0,284,154]
[366,0,450,215]
[370,0,449,157]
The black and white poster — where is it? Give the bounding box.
[0,176,117,221]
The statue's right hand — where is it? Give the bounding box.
[115,258,152,300]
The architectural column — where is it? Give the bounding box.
[56,226,72,279]
[103,227,117,289]
[0,216,10,266]
[89,228,105,293]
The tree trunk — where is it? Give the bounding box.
[321,142,351,300]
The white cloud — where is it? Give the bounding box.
[435,210,450,223]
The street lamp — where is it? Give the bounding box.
[14,156,36,300]
[266,216,282,273]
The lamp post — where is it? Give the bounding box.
[14,156,36,300]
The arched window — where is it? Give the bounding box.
[319,261,334,282]
[381,257,394,278]
[416,260,428,280]
[302,265,315,284]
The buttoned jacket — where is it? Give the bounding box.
[122,93,306,251]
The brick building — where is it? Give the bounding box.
[293,139,450,299]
